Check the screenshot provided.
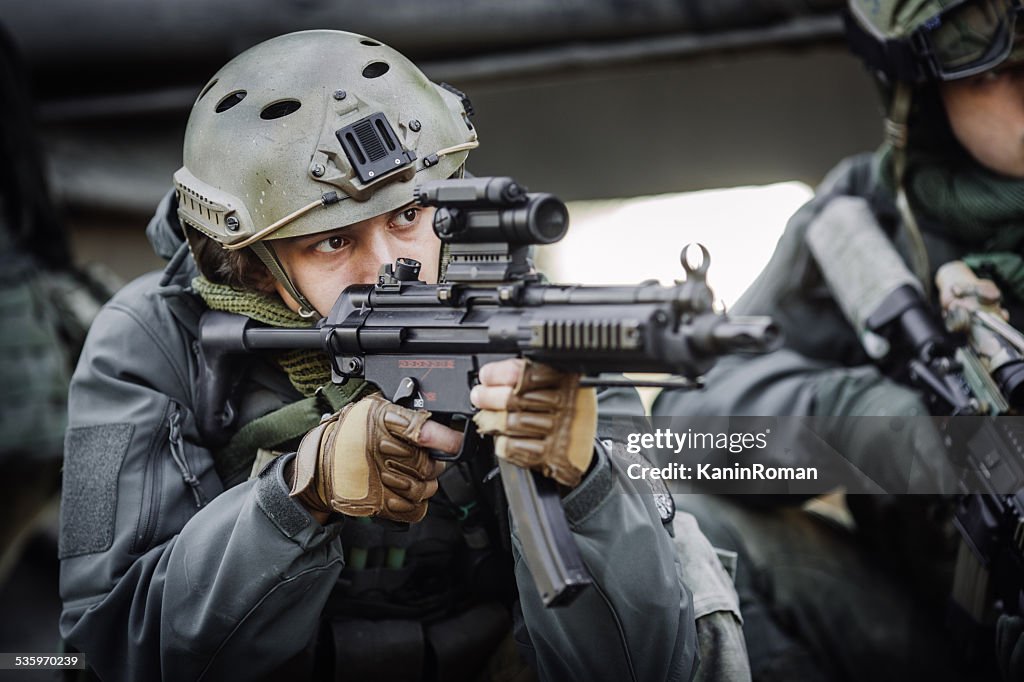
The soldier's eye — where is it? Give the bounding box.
[314,235,348,253]
[392,207,420,228]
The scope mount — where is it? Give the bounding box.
[443,240,534,283]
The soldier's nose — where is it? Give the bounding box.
[358,240,398,282]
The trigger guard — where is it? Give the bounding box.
[428,447,461,462]
[427,417,481,462]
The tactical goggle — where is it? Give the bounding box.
[846,0,1024,83]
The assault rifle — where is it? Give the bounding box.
[878,263,1024,658]
[200,176,779,607]
[806,201,1024,659]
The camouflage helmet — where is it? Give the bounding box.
[845,0,1024,83]
[173,30,477,314]
[844,0,1024,300]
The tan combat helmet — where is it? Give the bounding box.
[844,0,1024,287]
[173,30,478,317]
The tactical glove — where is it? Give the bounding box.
[473,360,597,488]
[289,393,444,523]
[936,260,1007,324]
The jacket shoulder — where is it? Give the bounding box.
[75,270,201,404]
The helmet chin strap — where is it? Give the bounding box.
[886,80,933,297]
[248,241,320,318]
[184,219,319,319]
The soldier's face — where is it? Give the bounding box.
[270,205,440,317]
[940,61,1024,178]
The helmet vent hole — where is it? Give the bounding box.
[260,99,302,120]
[362,61,390,78]
[215,90,247,113]
[197,78,218,102]
[360,39,381,46]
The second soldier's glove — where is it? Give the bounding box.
[936,260,1008,324]
[473,359,598,488]
[289,393,445,523]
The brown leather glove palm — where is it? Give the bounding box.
[289,393,445,523]
[472,360,598,488]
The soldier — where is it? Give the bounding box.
[655,1,1024,680]
[58,30,748,681]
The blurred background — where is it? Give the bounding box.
[6,0,877,285]
[0,0,880,673]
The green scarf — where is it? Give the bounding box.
[191,276,375,483]
[191,276,336,396]
[878,145,1024,302]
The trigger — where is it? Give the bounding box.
[427,418,480,463]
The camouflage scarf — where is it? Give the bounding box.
[879,146,1024,302]
[191,276,334,396]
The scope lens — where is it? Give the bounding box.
[529,196,569,244]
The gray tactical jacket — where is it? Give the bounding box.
[58,202,701,682]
